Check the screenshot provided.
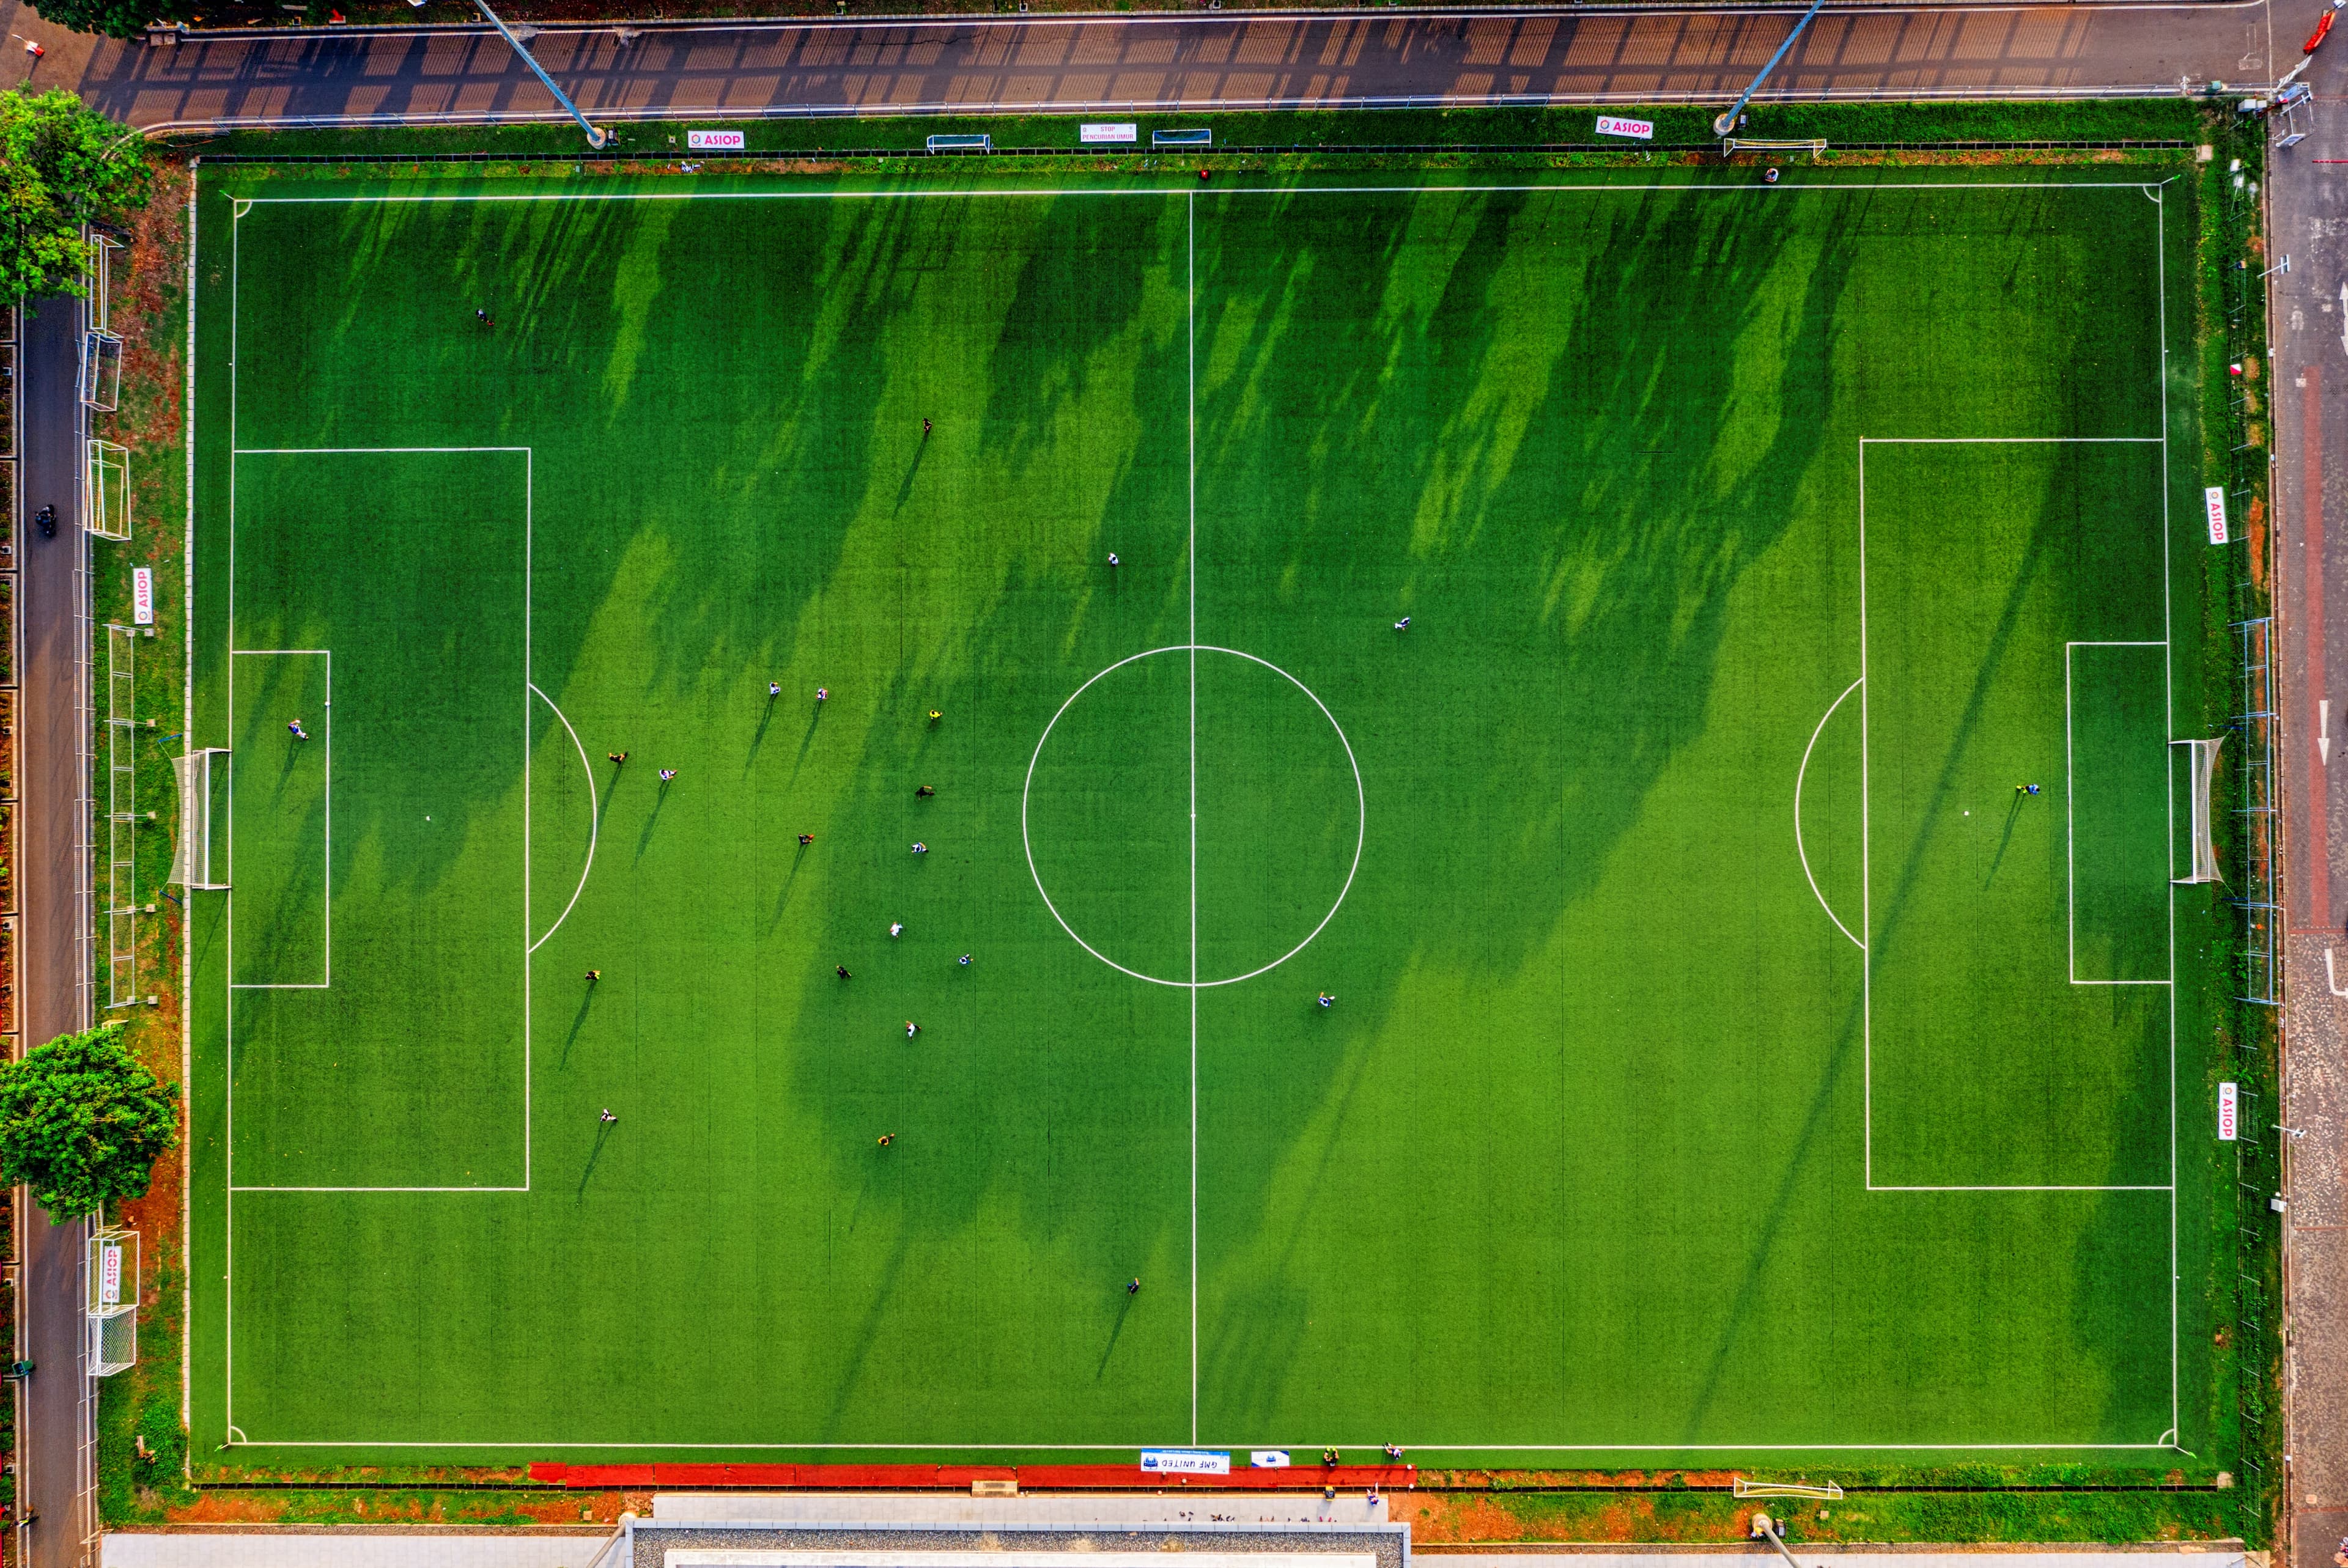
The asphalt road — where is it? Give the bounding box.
[0,1,2326,1565]
[2265,7,2348,1567]
[0,0,2280,133]
[15,295,92,1568]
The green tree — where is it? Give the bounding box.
[0,1023,179,1220]
[0,88,149,305]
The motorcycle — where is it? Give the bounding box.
[34,506,56,539]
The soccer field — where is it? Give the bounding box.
[185,167,2223,1465]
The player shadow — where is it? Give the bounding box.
[1674,986,1863,1444]
[747,695,778,770]
[577,1120,616,1198]
[1095,1289,1139,1381]
[892,443,928,515]
[633,780,671,864]
[765,851,808,933]
[600,762,624,814]
[814,1228,912,1443]
[1682,521,2064,1439]
[1985,790,2031,886]
[559,989,594,1067]
[788,710,822,784]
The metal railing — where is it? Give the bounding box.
[2234,617,2280,1007]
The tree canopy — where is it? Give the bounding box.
[26,0,195,43]
[0,1022,180,1221]
[0,88,150,306]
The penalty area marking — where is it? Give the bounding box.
[1021,644,1365,990]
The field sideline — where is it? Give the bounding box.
[183,166,2225,1467]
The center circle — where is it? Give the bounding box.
[1022,645,1365,989]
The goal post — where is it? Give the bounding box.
[1722,138,1828,156]
[172,748,231,891]
[86,1226,138,1377]
[2173,737,2224,885]
[1735,1477,1844,1500]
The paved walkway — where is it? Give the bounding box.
[102,1531,614,1568]
[0,0,2283,134]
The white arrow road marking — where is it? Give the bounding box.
[2340,282,2347,358]
[2325,698,2333,765]
[2328,947,2348,998]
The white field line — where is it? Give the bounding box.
[2157,184,2179,1444]
[225,1437,2187,1451]
[1793,676,1864,951]
[237,182,2179,209]
[1855,435,2174,1204]
[220,389,538,1437]
[182,169,199,1439]
[226,649,331,990]
[2066,641,2173,987]
[1019,646,1364,990]
[210,184,2182,1457]
[526,682,599,956]
[1186,186,1198,1449]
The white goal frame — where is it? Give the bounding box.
[172,747,231,891]
[87,1226,138,1377]
[86,439,131,541]
[2172,737,2224,885]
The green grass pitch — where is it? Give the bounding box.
[184,167,2224,1465]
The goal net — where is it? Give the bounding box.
[1722,138,1828,155]
[86,1226,138,1377]
[86,440,130,540]
[172,749,231,891]
[2174,737,2224,885]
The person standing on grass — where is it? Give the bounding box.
[1127,1278,1140,1295]
[289,719,308,741]
[877,1132,896,1146]
[585,970,600,984]
[799,833,814,847]
[599,1108,617,1124]
[608,751,627,767]
[906,1020,920,1037]
[769,682,781,698]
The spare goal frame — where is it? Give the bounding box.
[86,1225,139,1377]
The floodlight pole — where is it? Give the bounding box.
[1711,0,1828,138]
[1748,1515,1807,1568]
[473,0,609,149]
